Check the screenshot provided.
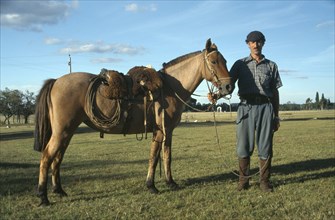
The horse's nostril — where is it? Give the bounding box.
[226,84,231,91]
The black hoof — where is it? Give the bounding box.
[52,187,68,197]
[167,181,180,190]
[147,186,160,194]
[38,198,50,207]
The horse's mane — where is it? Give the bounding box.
[162,51,202,69]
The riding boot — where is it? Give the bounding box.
[237,157,250,191]
[259,158,273,192]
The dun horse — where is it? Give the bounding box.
[34,39,232,206]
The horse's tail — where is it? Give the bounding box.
[33,79,56,152]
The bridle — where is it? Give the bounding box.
[204,50,221,84]
[203,50,231,99]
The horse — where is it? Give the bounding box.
[34,39,232,206]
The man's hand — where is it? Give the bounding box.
[274,117,280,132]
[207,93,217,104]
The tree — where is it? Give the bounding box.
[0,88,23,126]
[0,89,12,126]
[315,92,320,109]
[320,93,327,110]
[21,90,36,124]
[11,89,23,123]
[305,98,313,110]
[0,88,36,125]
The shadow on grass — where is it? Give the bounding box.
[0,126,97,141]
[0,131,34,141]
[2,157,333,197]
[184,157,335,187]
[0,157,147,196]
[272,158,335,174]
[272,157,335,186]
[0,162,38,169]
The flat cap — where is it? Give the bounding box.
[245,31,266,43]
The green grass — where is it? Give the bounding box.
[0,111,334,219]
[181,109,335,123]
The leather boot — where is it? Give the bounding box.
[237,157,250,191]
[259,158,273,192]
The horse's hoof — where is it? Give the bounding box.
[147,186,160,194]
[52,187,68,197]
[37,198,50,207]
[167,181,180,190]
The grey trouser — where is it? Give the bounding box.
[236,102,274,160]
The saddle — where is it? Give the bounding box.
[99,66,162,100]
[127,66,163,99]
[85,66,163,137]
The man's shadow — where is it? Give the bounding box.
[183,158,335,187]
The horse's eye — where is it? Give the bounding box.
[211,60,217,64]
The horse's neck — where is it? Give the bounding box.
[164,54,204,99]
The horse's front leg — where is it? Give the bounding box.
[146,131,163,194]
[162,133,179,190]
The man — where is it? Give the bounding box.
[210,31,282,192]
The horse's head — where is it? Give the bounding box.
[203,39,232,97]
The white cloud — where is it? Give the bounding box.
[280,69,308,80]
[44,37,62,45]
[124,3,157,12]
[59,41,145,55]
[316,20,335,29]
[91,58,123,64]
[0,0,77,32]
[279,69,298,73]
[125,3,138,12]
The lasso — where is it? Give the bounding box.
[85,76,122,130]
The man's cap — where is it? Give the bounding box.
[245,31,266,43]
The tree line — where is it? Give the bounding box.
[280,92,333,111]
[188,92,334,112]
[306,92,332,110]
[0,88,333,126]
[0,88,36,126]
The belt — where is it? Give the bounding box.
[240,95,270,105]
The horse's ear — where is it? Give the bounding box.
[206,38,212,51]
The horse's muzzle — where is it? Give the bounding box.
[218,82,233,96]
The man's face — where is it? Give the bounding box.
[247,41,264,56]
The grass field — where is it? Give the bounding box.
[0,111,334,219]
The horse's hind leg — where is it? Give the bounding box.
[37,135,71,206]
[37,155,52,206]
[37,136,62,206]
[51,149,67,197]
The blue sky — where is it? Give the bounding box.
[1,0,334,104]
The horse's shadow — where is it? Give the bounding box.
[183,158,335,187]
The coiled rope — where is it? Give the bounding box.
[85,77,122,129]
